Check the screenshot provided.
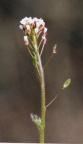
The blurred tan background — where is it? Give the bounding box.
[0,0,83,142]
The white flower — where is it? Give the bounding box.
[25,25,31,35]
[39,18,44,24]
[42,36,46,40]
[34,27,39,35]
[24,36,27,41]
[28,17,34,26]
[44,27,47,33]
[33,17,38,24]
[26,25,30,30]
[43,27,48,36]
[19,25,23,30]
[24,36,29,45]
[26,25,31,35]
[39,19,45,28]
[20,19,26,25]
[36,22,40,28]
[20,17,28,25]
[53,44,57,54]
[42,36,47,45]
[24,17,28,20]
[36,19,45,29]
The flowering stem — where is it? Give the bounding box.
[37,52,46,143]
[19,17,47,143]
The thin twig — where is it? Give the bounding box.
[43,53,53,69]
[27,46,34,58]
[46,89,63,109]
[40,45,45,56]
[29,43,34,50]
[38,39,43,50]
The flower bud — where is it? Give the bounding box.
[28,17,34,27]
[43,27,47,36]
[19,25,23,30]
[20,19,26,25]
[24,36,29,45]
[42,36,47,45]
[26,25,31,35]
[36,22,40,28]
[33,17,38,24]
[34,27,39,36]
[53,44,57,54]
[38,19,45,30]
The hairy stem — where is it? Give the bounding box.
[37,52,46,143]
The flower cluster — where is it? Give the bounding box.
[19,17,47,46]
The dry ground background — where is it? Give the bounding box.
[0,0,83,143]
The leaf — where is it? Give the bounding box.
[62,79,71,89]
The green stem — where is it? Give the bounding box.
[37,52,46,143]
[40,45,45,56]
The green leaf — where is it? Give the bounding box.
[62,79,71,89]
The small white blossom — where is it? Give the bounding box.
[26,25,31,35]
[39,18,44,24]
[28,17,34,26]
[44,27,47,33]
[39,19,45,29]
[42,36,47,45]
[24,17,28,23]
[24,36,29,45]
[20,19,26,25]
[53,44,57,54]
[36,22,40,28]
[24,36,27,41]
[43,27,47,36]
[34,27,39,36]
[33,17,38,24]
[26,25,30,30]
[20,17,28,25]
[36,19,45,30]
[19,25,23,30]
